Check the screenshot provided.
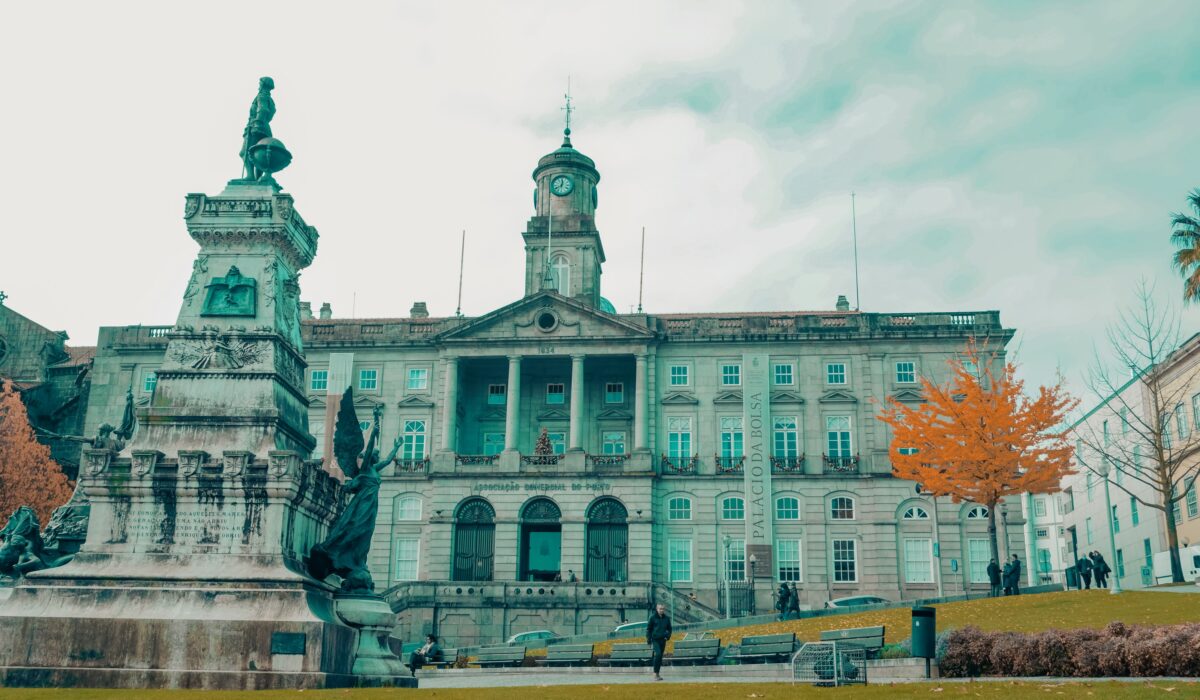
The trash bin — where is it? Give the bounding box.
[911,606,936,659]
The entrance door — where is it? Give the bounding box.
[452,498,495,581]
[585,497,628,582]
[519,498,562,582]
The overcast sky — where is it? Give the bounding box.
[2,1,1198,394]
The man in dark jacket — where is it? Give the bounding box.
[776,583,789,620]
[407,634,441,676]
[987,559,1002,597]
[1092,552,1110,588]
[1077,555,1093,589]
[787,583,801,618]
[647,603,672,681]
[1001,560,1013,595]
[1010,554,1022,595]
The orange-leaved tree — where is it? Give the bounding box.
[877,343,1077,566]
[0,378,74,524]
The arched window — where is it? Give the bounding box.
[966,506,989,520]
[394,495,422,521]
[585,497,628,582]
[452,498,495,581]
[721,496,745,520]
[668,496,692,520]
[830,496,856,520]
[550,254,571,296]
[519,497,562,582]
[775,496,800,520]
[902,506,930,520]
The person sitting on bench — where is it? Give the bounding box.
[408,634,441,676]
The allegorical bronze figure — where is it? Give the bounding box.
[240,76,276,180]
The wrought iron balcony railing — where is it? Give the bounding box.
[771,455,805,473]
[822,454,860,473]
[715,455,744,475]
[587,453,629,468]
[393,458,429,475]
[661,454,699,475]
[455,454,498,466]
[521,454,561,466]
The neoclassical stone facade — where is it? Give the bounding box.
[82,129,1026,645]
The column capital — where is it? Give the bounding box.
[571,353,586,363]
[507,354,523,364]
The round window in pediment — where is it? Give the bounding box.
[536,310,559,333]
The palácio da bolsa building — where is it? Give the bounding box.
[78,122,1027,646]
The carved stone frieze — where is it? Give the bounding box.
[184,194,202,219]
[130,449,163,477]
[178,450,209,477]
[200,199,273,217]
[181,255,209,306]
[83,448,113,477]
[168,335,266,370]
[268,450,301,479]
[222,450,255,477]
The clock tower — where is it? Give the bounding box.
[522,120,606,309]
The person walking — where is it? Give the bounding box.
[776,583,789,620]
[407,634,441,677]
[787,583,801,619]
[1076,555,1093,589]
[987,559,1002,597]
[1092,552,1110,588]
[647,603,672,681]
[1010,554,1023,595]
[1001,559,1013,595]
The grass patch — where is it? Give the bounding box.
[591,589,1200,656]
[0,681,1194,699]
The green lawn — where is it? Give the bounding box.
[0,682,1194,700]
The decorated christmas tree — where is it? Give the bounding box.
[534,427,553,456]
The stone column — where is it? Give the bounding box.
[569,354,585,451]
[440,356,459,452]
[504,355,522,452]
[634,354,649,452]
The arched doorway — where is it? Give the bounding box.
[452,497,495,581]
[519,497,562,582]
[585,497,628,582]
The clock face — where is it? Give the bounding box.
[550,175,574,196]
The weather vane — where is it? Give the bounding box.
[561,76,574,136]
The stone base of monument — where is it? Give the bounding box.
[334,593,416,685]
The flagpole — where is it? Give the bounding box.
[455,229,466,317]
[637,226,645,313]
[852,192,861,311]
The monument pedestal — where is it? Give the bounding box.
[335,594,415,684]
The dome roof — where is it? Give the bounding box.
[599,297,617,314]
[532,130,600,181]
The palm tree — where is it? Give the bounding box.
[1171,189,1200,302]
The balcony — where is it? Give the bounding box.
[771,455,805,474]
[587,453,628,468]
[822,454,860,474]
[715,455,744,475]
[393,458,429,475]
[661,454,698,475]
[520,454,561,466]
[455,454,499,467]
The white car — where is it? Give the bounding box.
[824,595,890,609]
[506,630,560,645]
[613,620,648,636]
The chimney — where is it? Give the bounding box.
[319,302,332,320]
[299,301,313,320]
[410,302,429,319]
[836,295,850,312]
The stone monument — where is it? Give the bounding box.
[0,78,412,689]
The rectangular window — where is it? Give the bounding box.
[1036,528,1049,539]
[720,363,742,386]
[142,370,158,394]
[548,432,566,455]
[1131,497,1140,526]
[1144,538,1153,562]
[1120,408,1130,435]
[1115,461,1124,485]
[483,432,505,456]
[311,420,325,455]
[358,369,378,391]
[826,362,847,385]
[832,539,857,582]
[1173,496,1181,524]
[720,416,744,458]
[895,361,916,384]
[393,537,419,581]
[487,384,506,405]
[1085,517,1094,545]
[826,416,852,457]
[667,497,691,520]
[1112,505,1120,534]
[1133,445,1143,474]
[773,363,794,386]
[406,368,429,391]
[773,417,799,457]
[1187,480,1198,518]
[722,497,745,521]
[602,431,626,455]
[1193,394,1200,431]
[1163,413,1173,450]
[401,420,426,460]
[967,538,990,584]
[1116,549,1125,578]
[1176,404,1189,440]
[776,539,802,582]
[667,417,692,459]
[546,383,565,405]
[668,539,692,582]
[1103,420,1110,447]
[1034,498,1047,518]
[1086,472,1094,502]
[903,538,933,583]
[669,364,690,386]
[309,369,328,392]
[724,538,746,582]
[605,382,624,404]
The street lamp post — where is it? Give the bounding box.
[1098,462,1123,595]
[722,534,732,619]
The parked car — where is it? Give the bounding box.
[613,620,648,636]
[824,595,890,609]
[505,630,561,645]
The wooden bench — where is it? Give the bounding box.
[727,633,796,663]
[601,643,653,667]
[667,637,720,665]
[540,643,594,667]
[819,626,886,658]
[474,645,527,667]
[432,648,460,669]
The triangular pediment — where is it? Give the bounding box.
[537,407,571,421]
[596,407,632,420]
[661,391,699,405]
[480,406,507,421]
[397,395,435,409]
[713,391,743,404]
[353,395,383,409]
[818,390,858,404]
[890,389,925,403]
[436,291,655,343]
[307,394,326,408]
[770,390,805,405]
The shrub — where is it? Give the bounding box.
[940,621,1200,678]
